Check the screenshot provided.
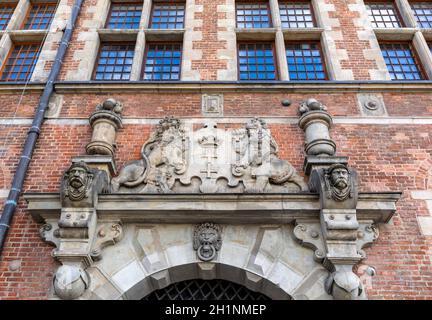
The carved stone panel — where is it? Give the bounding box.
[112,117,307,193]
[202,94,223,116]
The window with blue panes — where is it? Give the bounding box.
[150,2,185,29]
[279,2,315,28]
[143,43,182,80]
[238,43,277,80]
[106,3,142,29]
[22,3,56,30]
[93,43,135,80]
[380,43,425,80]
[0,4,15,30]
[1,43,41,81]
[411,2,432,28]
[236,3,272,28]
[365,2,403,28]
[285,42,326,80]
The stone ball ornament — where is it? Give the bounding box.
[53,265,89,300]
[325,271,363,300]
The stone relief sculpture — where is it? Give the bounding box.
[111,116,188,193]
[112,117,307,193]
[324,163,354,202]
[61,161,109,207]
[193,223,222,261]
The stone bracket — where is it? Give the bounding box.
[293,221,326,262]
[90,221,123,261]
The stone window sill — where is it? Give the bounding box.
[98,29,138,42]
[235,28,276,41]
[373,28,416,41]
[8,29,48,42]
[282,28,324,41]
[144,29,184,41]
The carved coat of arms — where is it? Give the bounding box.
[112,117,307,193]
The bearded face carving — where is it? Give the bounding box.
[63,162,93,201]
[193,223,222,261]
[325,164,352,202]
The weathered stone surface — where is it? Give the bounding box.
[86,99,123,157]
[112,117,307,193]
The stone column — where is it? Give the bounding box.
[413,31,432,80]
[298,98,338,174]
[395,0,417,28]
[130,0,152,80]
[269,0,288,80]
[86,98,123,158]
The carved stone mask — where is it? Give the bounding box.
[69,167,88,189]
[64,162,93,201]
[325,164,352,202]
[330,167,349,190]
[193,223,222,261]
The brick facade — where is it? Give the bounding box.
[0,0,431,299]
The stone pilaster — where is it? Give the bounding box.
[65,0,110,80]
[32,0,72,81]
[181,0,202,80]
[313,0,353,80]
[216,0,237,80]
[348,0,391,80]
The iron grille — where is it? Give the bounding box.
[142,279,271,300]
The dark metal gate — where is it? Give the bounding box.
[142,279,270,300]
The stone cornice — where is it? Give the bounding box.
[1,82,432,93]
[25,192,401,224]
[52,81,432,93]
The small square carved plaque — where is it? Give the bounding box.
[202,94,223,116]
[357,93,387,117]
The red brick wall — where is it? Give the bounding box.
[0,90,431,299]
[0,0,431,300]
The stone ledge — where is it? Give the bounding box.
[144,29,184,41]
[283,28,324,40]
[373,28,416,41]
[2,82,432,93]
[235,28,276,40]
[51,81,432,93]
[8,30,48,42]
[25,192,401,224]
[98,29,138,42]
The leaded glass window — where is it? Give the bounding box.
[93,43,135,80]
[1,43,41,81]
[380,43,424,80]
[238,43,277,80]
[279,2,315,28]
[106,3,142,29]
[365,2,403,28]
[0,5,15,31]
[411,2,432,28]
[22,3,56,30]
[150,2,185,29]
[143,43,182,80]
[286,42,326,80]
[236,3,272,28]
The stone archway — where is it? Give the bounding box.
[80,223,332,300]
